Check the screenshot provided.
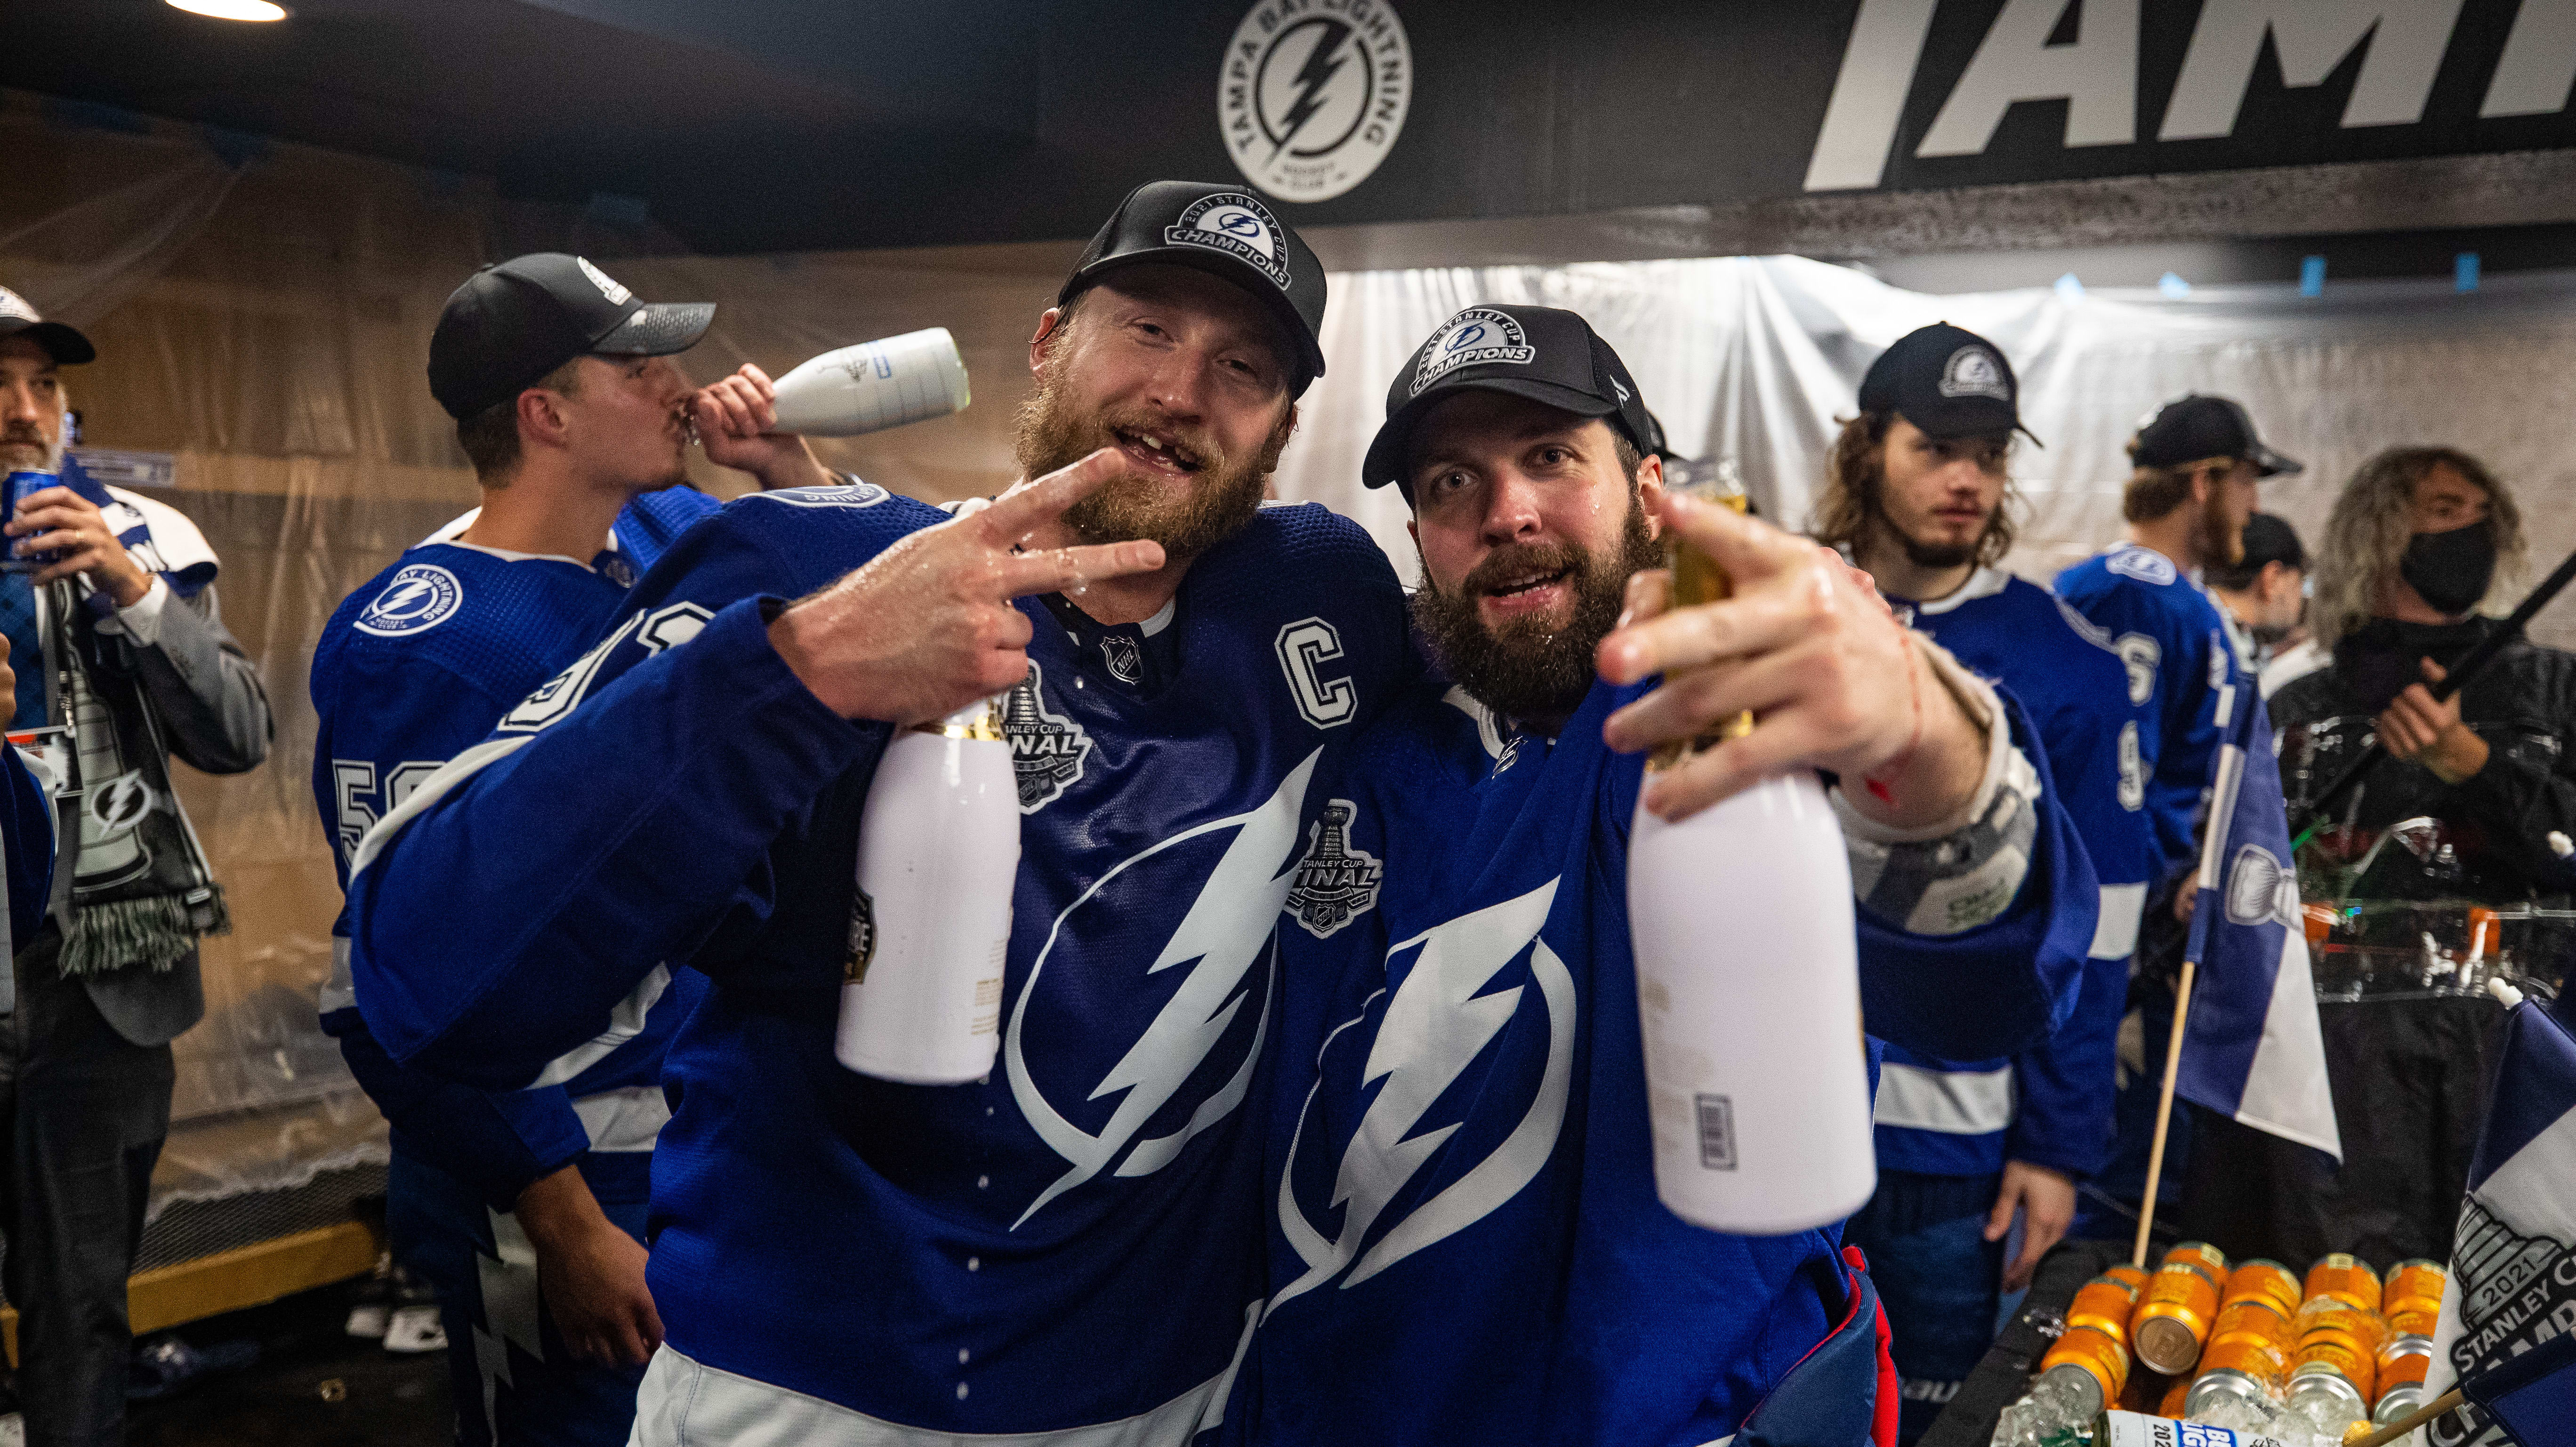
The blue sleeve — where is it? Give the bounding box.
[2001,947,2127,1178]
[314,653,591,1208]
[1,745,51,948]
[1856,688,2095,1063]
[2144,614,2233,883]
[347,510,894,1088]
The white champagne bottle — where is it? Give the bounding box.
[767,328,972,437]
[835,697,1019,1084]
[1627,478,1875,1235]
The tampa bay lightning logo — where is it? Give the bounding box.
[1165,193,1294,291]
[355,564,463,636]
[752,481,889,509]
[1410,308,1535,396]
[1005,751,1321,1227]
[2105,544,2178,587]
[1272,878,1573,1305]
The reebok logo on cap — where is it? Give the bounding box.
[1410,308,1536,396]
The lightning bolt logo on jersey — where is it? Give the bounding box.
[1224,669,2093,1447]
[344,488,1416,1441]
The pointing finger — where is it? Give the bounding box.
[996,538,1167,599]
[975,449,1126,545]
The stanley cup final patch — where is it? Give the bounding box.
[1001,661,1092,814]
[1286,799,1383,938]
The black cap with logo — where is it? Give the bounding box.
[1059,180,1328,394]
[1364,304,1654,495]
[0,286,95,366]
[428,253,715,420]
[2130,394,2302,476]
[1858,322,2040,445]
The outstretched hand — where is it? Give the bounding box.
[1595,492,1982,828]
[769,449,1165,725]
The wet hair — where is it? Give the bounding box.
[2312,446,2524,645]
[1810,410,2018,567]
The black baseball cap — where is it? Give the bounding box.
[2238,513,2307,572]
[1642,408,1684,463]
[0,286,95,366]
[1858,322,2039,445]
[1059,181,1327,394]
[428,253,714,419]
[2131,394,2302,476]
[1363,304,1654,495]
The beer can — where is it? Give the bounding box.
[2131,1262,2221,1375]
[2285,1358,2371,1423]
[2384,1260,2447,1318]
[2164,1240,2231,1292]
[2069,1276,2143,1346]
[0,470,57,573]
[2292,1334,2377,1403]
[2209,1299,2294,1359]
[2387,1305,2440,1339]
[2376,1333,2432,1401]
[2103,1262,2151,1296]
[2040,1324,2131,1413]
[2373,1383,2428,1426]
[2304,1253,2383,1312]
[2186,1365,2283,1418]
[2223,1258,2304,1318]
[2158,1375,2191,1418]
[2296,1294,2389,1351]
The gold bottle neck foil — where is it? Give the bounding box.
[912,697,1005,741]
[1649,487,1755,772]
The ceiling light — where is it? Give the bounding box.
[167,0,289,20]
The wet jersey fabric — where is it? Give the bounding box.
[1224,673,2094,1447]
[312,487,720,1211]
[345,483,1415,1438]
[1877,570,2150,1181]
[2056,543,2253,886]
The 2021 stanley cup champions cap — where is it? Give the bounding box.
[0,286,96,366]
[1363,304,1655,494]
[1858,322,2041,445]
[2130,394,2304,476]
[1059,181,1328,394]
[428,253,714,420]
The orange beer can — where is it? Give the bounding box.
[2223,1259,2303,1318]
[2103,1262,2151,1296]
[2159,1375,2192,1418]
[2068,1276,2142,1347]
[2378,1334,2433,1395]
[2294,1306,2381,1402]
[2209,1299,2295,1359]
[2039,1324,2131,1410]
[2387,1306,2440,1338]
[2131,1262,2222,1375]
[2385,1260,2447,1317]
[2305,1253,2383,1313]
[2164,1240,2231,1292]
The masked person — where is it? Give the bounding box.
[1221,305,2095,1446]
[311,255,833,1446]
[0,285,272,1447]
[2204,513,2318,697]
[2188,446,2576,1266]
[1812,323,2150,1443]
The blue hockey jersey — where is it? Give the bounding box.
[2057,543,2253,885]
[345,483,1415,1438]
[1224,671,2095,1447]
[312,486,719,1210]
[0,744,53,955]
[1876,569,2151,1180]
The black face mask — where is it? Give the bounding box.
[2400,518,2496,617]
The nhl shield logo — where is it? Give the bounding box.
[1286,799,1383,938]
[1001,661,1092,814]
[1100,634,1143,685]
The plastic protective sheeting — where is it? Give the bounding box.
[1277,256,2576,655]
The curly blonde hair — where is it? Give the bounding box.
[2311,446,2524,646]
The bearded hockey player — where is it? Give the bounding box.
[1225,305,2096,1446]
[353,182,1686,1444]
[313,256,834,1445]
[1816,324,2152,1442]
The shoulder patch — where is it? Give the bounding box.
[747,480,890,510]
[2104,546,2178,587]
[1000,660,1091,813]
[354,563,465,637]
[1286,799,1383,939]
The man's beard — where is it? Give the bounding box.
[0,423,61,474]
[2203,500,2246,568]
[1013,364,1277,566]
[1877,502,1993,571]
[1411,497,1663,728]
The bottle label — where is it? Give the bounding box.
[1694,1093,1738,1170]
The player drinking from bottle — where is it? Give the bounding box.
[1221,305,2098,1445]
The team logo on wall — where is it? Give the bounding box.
[1001,661,1092,813]
[1165,193,1295,290]
[1219,0,1412,203]
[1410,308,1536,396]
[1939,345,2011,402]
[1286,800,1382,938]
[354,564,464,636]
